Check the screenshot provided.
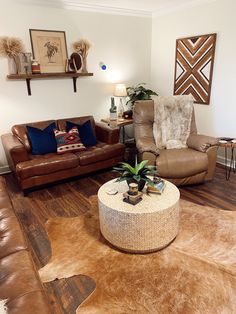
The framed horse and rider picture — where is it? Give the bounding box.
[29,29,68,73]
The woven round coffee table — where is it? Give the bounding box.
[98,179,180,253]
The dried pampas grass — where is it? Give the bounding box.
[0,36,25,58]
[72,39,91,73]
[72,39,91,57]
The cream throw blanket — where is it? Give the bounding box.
[153,95,194,149]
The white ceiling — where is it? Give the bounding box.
[18,0,216,16]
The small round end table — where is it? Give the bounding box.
[98,179,180,253]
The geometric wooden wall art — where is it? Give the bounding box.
[174,33,217,105]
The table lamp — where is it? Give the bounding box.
[114,84,127,119]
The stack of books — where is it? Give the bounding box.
[147,178,166,195]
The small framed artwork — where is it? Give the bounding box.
[173,33,217,105]
[29,29,68,73]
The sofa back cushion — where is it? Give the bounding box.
[12,120,56,152]
[57,116,95,132]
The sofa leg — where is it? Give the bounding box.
[23,190,28,197]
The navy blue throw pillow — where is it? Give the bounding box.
[27,122,57,155]
[66,120,97,147]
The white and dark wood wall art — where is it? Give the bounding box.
[173,33,217,105]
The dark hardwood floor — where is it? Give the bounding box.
[4,165,236,313]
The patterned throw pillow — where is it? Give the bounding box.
[54,126,86,154]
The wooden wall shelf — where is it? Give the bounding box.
[7,72,93,96]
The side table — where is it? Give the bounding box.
[101,118,133,143]
[219,140,236,180]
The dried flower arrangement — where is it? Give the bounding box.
[72,39,91,73]
[0,36,25,74]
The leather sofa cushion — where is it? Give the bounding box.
[57,116,96,132]
[6,291,51,314]
[12,120,56,152]
[77,142,124,166]
[157,148,208,178]
[16,153,79,180]
[0,250,43,300]
[0,179,27,259]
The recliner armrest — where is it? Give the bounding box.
[136,137,159,156]
[1,133,30,171]
[95,122,120,144]
[187,134,219,153]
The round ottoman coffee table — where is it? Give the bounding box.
[98,179,180,253]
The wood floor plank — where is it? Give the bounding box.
[3,165,236,313]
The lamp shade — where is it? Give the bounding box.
[114,84,127,97]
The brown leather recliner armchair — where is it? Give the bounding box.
[133,100,218,186]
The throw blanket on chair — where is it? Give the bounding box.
[153,95,194,149]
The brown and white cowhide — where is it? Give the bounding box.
[39,198,236,314]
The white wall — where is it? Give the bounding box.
[0,1,151,171]
[151,0,236,144]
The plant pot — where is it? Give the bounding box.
[127,179,146,192]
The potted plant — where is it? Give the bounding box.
[126,83,158,109]
[113,158,157,191]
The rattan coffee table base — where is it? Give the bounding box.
[98,179,180,254]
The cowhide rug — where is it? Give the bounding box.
[39,198,236,314]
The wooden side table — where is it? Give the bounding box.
[101,118,133,143]
[219,140,236,180]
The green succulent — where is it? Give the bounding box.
[113,158,157,186]
[126,83,158,107]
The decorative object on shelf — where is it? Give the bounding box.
[29,29,68,73]
[113,158,157,192]
[72,39,91,73]
[0,36,25,74]
[109,97,117,120]
[18,52,32,74]
[31,59,41,74]
[126,83,158,108]
[147,176,166,194]
[174,33,217,105]
[114,84,127,119]
[69,52,82,72]
[123,182,143,205]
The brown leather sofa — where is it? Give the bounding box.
[0,176,51,313]
[1,116,125,192]
[134,100,218,186]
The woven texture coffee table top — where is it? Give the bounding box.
[98,179,180,214]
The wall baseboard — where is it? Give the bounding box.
[0,166,11,175]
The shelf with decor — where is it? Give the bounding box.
[7,72,94,96]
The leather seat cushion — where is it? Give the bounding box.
[0,250,43,300]
[77,142,124,166]
[0,179,27,258]
[16,153,79,180]
[156,148,208,178]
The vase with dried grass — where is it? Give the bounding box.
[0,36,25,75]
[72,39,91,73]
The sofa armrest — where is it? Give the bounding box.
[1,133,30,171]
[187,134,219,153]
[95,122,120,144]
[136,137,159,156]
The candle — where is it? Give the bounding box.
[128,182,138,195]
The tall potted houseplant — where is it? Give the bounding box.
[113,158,157,191]
[126,83,158,108]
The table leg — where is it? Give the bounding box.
[225,146,235,180]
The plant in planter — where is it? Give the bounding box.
[109,97,117,120]
[126,83,158,109]
[113,158,157,191]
